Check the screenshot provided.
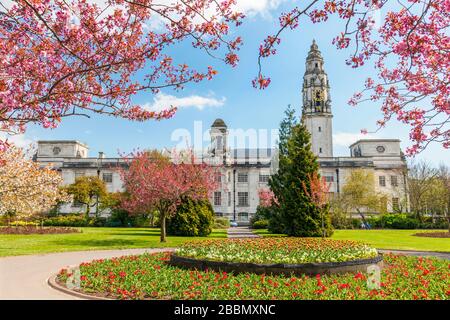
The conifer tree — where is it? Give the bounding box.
[270,111,332,237]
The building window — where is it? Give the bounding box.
[237,172,248,183]
[259,174,270,183]
[214,172,222,183]
[318,126,322,132]
[391,176,398,187]
[216,136,223,150]
[379,176,386,187]
[238,212,248,222]
[228,172,231,182]
[319,147,323,153]
[102,173,113,183]
[392,198,400,211]
[324,175,334,183]
[72,200,83,208]
[238,192,249,207]
[214,192,222,206]
[228,192,232,207]
[215,212,223,217]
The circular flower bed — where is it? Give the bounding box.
[56,252,450,300]
[413,232,450,239]
[176,238,379,264]
[0,226,81,235]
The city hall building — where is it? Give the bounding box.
[35,41,409,223]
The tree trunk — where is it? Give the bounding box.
[85,203,90,219]
[357,209,368,227]
[160,212,167,243]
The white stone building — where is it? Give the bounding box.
[34,40,408,223]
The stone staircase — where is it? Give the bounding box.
[227,227,260,239]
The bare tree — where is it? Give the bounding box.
[436,164,450,233]
[407,161,437,222]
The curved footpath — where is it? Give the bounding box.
[0,248,174,300]
[0,246,448,300]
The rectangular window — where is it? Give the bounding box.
[102,173,113,183]
[379,176,386,187]
[228,192,231,207]
[259,174,270,183]
[238,212,248,222]
[391,176,398,187]
[238,192,249,207]
[214,192,221,206]
[237,172,248,183]
[214,172,222,183]
[215,212,223,217]
[392,197,399,211]
[72,200,83,208]
[324,175,334,183]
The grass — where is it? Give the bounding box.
[253,229,450,252]
[0,227,227,257]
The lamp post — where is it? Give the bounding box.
[96,152,104,216]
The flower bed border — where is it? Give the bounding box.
[169,253,384,276]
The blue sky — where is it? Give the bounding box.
[13,1,449,165]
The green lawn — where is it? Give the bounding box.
[254,229,450,252]
[2,228,449,257]
[0,227,227,257]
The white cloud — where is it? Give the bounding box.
[143,92,225,113]
[0,133,35,149]
[234,0,290,16]
[333,132,381,147]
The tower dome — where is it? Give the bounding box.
[211,118,227,128]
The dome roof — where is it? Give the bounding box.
[211,118,227,128]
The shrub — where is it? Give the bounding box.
[213,217,230,229]
[43,214,89,227]
[368,214,418,229]
[167,198,214,237]
[252,220,269,229]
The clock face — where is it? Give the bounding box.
[314,89,324,102]
[376,146,386,153]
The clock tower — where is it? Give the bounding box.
[302,40,333,158]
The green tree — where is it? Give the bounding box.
[166,197,214,237]
[266,105,297,234]
[341,169,386,224]
[66,176,108,218]
[270,120,332,237]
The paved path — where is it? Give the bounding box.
[0,248,174,300]
[378,249,450,260]
[227,227,260,238]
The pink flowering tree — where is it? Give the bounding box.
[3,1,448,155]
[0,0,244,150]
[258,188,278,208]
[301,172,331,237]
[255,0,449,155]
[120,150,218,242]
